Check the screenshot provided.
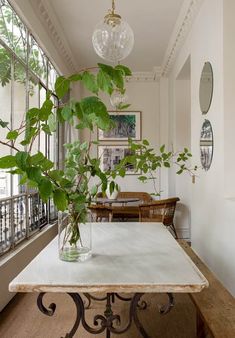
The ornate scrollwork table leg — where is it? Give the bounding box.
[37,292,175,338]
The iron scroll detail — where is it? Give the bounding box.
[37,292,174,338]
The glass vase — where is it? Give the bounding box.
[58,211,92,262]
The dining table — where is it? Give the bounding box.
[93,197,140,206]
[9,222,208,338]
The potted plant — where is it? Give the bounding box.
[0,63,196,262]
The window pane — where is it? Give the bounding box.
[12,60,26,195]
[0,45,11,199]
[29,72,39,155]
[12,10,27,61]
[48,61,58,92]
[0,0,13,49]
[29,36,47,85]
[39,85,46,156]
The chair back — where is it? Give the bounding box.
[139,197,180,225]
[117,191,152,203]
[88,205,113,222]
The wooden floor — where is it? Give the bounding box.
[0,293,197,338]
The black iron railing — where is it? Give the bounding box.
[0,192,47,257]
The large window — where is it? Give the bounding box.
[0,0,60,254]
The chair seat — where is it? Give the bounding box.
[112,206,139,219]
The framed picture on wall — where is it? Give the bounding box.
[98,145,141,175]
[98,111,142,141]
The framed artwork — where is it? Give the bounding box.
[200,119,213,171]
[98,145,140,175]
[98,111,141,141]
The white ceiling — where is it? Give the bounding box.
[46,0,185,72]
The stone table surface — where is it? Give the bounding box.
[9,222,208,294]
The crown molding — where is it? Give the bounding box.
[29,0,77,73]
[161,0,205,77]
[127,67,162,82]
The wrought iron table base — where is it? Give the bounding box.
[37,292,174,338]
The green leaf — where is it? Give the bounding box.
[68,74,82,82]
[164,162,170,168]
[22,126,37,145]
[91,185,98,196]
[15,152,29,170]
[48,169,64,182]
[113,69,124,90]
[0,119,9,128]
[26,108,40,122]
[119,168,126,177]
[26,167,42,183]
[41,124,52,135]
[109,181,115,194]
[160,145,165,153]
[97,69,113,95]
[38,178,53,202]
[55,76,70,99]
[138,175,148,182]
[48,113,57,132]
[115,65,132,76]
[6,130,19,140]
[143,139,149,146]
[177,169,183,175]
[39,99,53,121]
[41,158,54,171]
[116,103,131,110]
[0,155,16,169]
[98,63,114,76]
[53,189,68,211]
[82,71,98,94]
[19,173,27,185]
[61,106,73,121]
[30,152,45,165]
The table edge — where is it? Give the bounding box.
[9,281,209,294]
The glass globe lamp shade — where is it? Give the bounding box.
[110,89,128,109]
[92,18,134,62]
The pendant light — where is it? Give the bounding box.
[92,0,134,63]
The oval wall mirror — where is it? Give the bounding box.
[200,119,213,171]
[199,62,213,114]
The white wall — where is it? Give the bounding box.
[80,81,161,195]
[174,79,191,239]
[168,0,235,295]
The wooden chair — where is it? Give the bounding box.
[139,197,180,238]
[88,205,113,222]
[117,191,152,203]
[112,192,153,220]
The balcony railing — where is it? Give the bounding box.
[0,192,48,257]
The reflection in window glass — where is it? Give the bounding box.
[39,85,47,157]
[13,60,26,195]
[0,0,60,229]
[0,45,11,199]
[29,36,47,85]
[0,1,13,49]
[29,73,39,155]
[48,95,58,220]
[48,61,58,91]
[12,11,27,61]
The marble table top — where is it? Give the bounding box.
[9,222,208,294]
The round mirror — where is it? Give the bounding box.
[200,119,213,171]
[199,62,213,114]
